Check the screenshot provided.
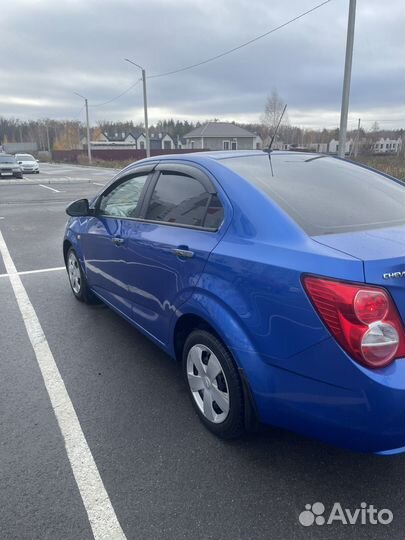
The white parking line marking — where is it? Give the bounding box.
[0,230,127,540]
[0,266,65,278]
[39,184,61,193]
[93,182,105,186]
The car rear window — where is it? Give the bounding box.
[219,154,405,235]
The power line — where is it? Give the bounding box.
[71,0,332,112]
[89,78,142,108]
[149,0,333,79]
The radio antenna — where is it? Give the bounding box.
[267,104,287,176]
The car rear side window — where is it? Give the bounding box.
[220,154,405,235]
[204,194,224,229]
[99,174,148,218]
[145,172,223,229]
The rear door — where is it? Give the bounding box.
[121,162,228,345]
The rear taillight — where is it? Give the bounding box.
[302,275,405,369]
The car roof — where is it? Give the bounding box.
[138,150,322,164]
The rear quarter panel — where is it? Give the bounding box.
[177,160,366,389]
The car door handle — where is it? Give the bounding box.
[172,248,194,259]
[112,237,124,246]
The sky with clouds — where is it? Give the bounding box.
[1,0,403,130]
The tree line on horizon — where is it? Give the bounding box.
[0,92,403,151]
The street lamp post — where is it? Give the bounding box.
[125,58,150,157]
[74,92,92,164]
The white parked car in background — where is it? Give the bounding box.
[15,154,40,173]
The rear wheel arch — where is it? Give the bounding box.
[174,314,223,362]
[172,291,256,363]
[176,314,259,433]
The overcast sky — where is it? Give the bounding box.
[1,0,403,129]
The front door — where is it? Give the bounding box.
[82,172,149,314]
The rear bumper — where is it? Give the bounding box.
[233,340,405,454]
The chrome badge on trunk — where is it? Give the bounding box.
[383,271,405,279]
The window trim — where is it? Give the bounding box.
[120,217,220,232]
[154,162,216,192]
[223,140,230,150]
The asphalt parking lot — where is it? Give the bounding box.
[1,162,404,540]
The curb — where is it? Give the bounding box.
[0,178,98,186]
[48,162,119,171]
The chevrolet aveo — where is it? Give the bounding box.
[63,151,405,454]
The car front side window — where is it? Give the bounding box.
[99,174,148,218]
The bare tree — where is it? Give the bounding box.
[261,90,289,147]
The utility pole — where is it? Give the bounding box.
[141,68,150,157]
[46,121,52,160]
[74,92,92,164]
[338,0,356,158]
[84,99,92,163]
[125,59,150,157]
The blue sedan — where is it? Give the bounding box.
[63,151,405,454]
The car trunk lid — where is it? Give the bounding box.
[312,225,405,324]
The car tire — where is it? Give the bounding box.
[66,247,98,304]
[183,329,245,439]
[15,173,23,179]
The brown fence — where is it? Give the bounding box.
[52,148,203,164]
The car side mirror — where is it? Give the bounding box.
[18,161,22,164]
[66,198,92,217]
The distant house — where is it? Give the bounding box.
[270,139,287,151]
[184,122,257,150]
[176,136,187,149]
[94,132,109,143]
[255,135,263,150]
[328,138,353,155]
[316,142,329,153]
[82,130,176,151]
[372,137,402,154]
[150,132,175,150]
[81,130,135,149]
[300,142,329,153]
